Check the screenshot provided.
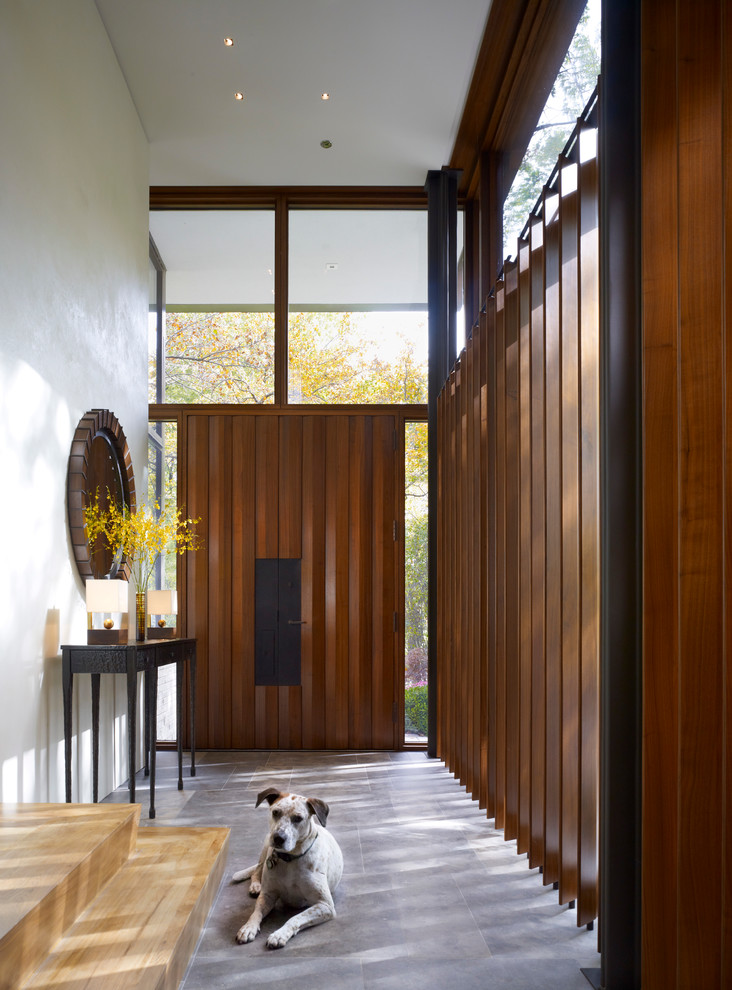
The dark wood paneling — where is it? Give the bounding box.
[577,146,599,928]
[640,3,732,986]
[518,238,532,856]
[181,409,399,753]
[207,416,233,748]
[494,279,508,831]
[559,168,580,909]
[187,416,211,750]
[543,209,561,887]
[676,2,724,983]
[529,215,546,871]
[301,416,326,749]
[372,416,398,749]
[231,416,256,748]
[504,261,520,843]
[324,416,350,749]
[436,121,599,928]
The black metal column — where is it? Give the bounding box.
[425,168,461,758]
[597,0,642,986]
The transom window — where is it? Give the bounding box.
[149,206,430,406]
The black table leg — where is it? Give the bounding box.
[189,648,196,777]
[149,663,157,819]
[144,668,150,777]
[126,654,137,804]
[91,673,100,803]
[62,650,73,802]
[176,658,184,791]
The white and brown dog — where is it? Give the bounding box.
[233,787,343,949]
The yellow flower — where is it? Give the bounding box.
[84,492,201,592]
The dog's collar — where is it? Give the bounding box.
[266,834,318,868]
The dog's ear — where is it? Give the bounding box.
[255,787,282,808]
[306,798,329,827]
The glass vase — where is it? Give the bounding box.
[135,591,146,642]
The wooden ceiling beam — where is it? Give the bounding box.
[449,0,587,201]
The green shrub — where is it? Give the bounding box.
[405,684,428,737]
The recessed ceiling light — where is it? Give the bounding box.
[234,92,245,101]
[320,139,332,149]
[321,92,330,101]
[224,37,234,47]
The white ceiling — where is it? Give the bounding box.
[94,0,491,187]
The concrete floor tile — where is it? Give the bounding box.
[103,750,600,988]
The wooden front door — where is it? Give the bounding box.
[181,411,400,750]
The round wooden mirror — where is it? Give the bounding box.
[67,409,136,582]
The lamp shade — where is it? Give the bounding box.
[86,579,128,613]
[147,589,178,615]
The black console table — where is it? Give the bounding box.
[61,638,196,819]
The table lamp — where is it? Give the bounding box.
[86,578,129,644]
[147,588,178,639]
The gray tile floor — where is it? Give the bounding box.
[104,750,600,989]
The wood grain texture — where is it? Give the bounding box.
[504,261,520,843]
[231,416,256,749]
[640,4,681,980]
[577,146,599,928]
[435,128,599,928]
[529,214,546,871]
[559,169,580,908]
[641,1,732,984]
[0,804,228,990]
[494,278,508,831]
[676,3,724,984]
[180,409,399,752]
[518,237,533,856]
[543,206,561,888]
[0,804,138,990]
[207,416,233,748]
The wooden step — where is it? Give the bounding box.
[20,824,229,990]
[0,803,140,990]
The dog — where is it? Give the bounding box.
[233,787,343,949]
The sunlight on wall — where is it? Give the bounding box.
[2,758,18,802]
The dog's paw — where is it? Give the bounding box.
[248,879,261,897]
[236,923,259,944]
[266,926,293,950]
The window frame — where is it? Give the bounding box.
[149,188,432,410]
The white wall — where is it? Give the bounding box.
[0,1,149,802]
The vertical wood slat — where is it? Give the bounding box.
[543,202,561,888]
[187,416,210,751]
[255,416,279,749]
[494,278,507,831]
[372,416,397,749]
[349,416,373,748]
[529,212,546,871]
[504,260,520,843]
[231,416,256,749]
[723,9,732,985]
[278,416,303,749]
[559,160,580,908]
[301,416,325,750]
[640,0,679,980]
[435,114,599,928]
[676,3,724,984]
[483,303,495,817]
[518,236,532,856]
[207,416,233,749]
[639,3,732,984]
[577,135,600,928]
